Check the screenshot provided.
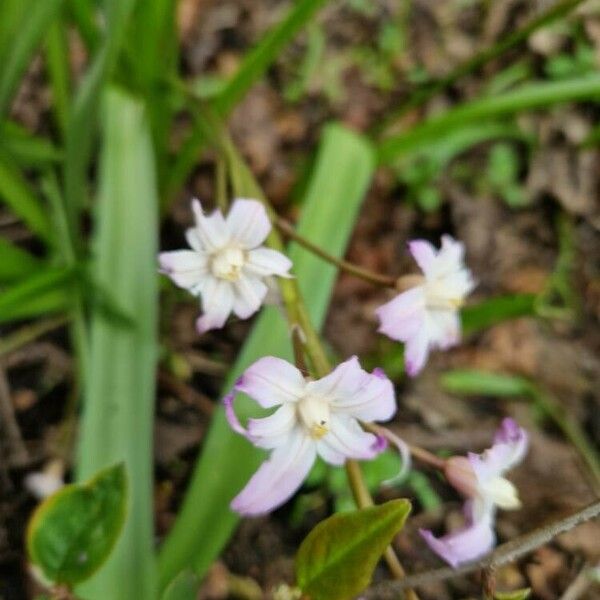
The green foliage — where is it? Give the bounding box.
[296,499,411,600]
[462,294,537,335]
[441,370,532,397]
[0,0,64,118]
[486,143,528,208]
[160,571,201,600]
[158,124,376,589]
[76,87,159,600]
[27,464,127,586]
[0,238,43,283]
[494,589,531,600]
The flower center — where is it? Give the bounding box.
[297,396,330,440]
[211,245,245,281]
[424,279,464,310]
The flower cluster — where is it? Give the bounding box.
[420,418,528,566]
[159,198,528,568]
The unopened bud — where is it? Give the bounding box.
[444,456,477,498]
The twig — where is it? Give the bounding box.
[0,315,68,357]
[560,561,600,600]
[275,217,397,288]
[0,365,29,466]
[363,499,600,598]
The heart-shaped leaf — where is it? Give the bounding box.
[296,498,411,600]
[27,463,127,586]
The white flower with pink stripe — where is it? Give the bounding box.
[375,235,475,376]
[224,356,398,515]
[159,198,292,333]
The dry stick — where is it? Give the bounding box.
[376,0,587,135]
[0,315,68,357]
[560,561,600,600]
[0,365,29,466]
[276,217,397,288]
[363,499,600,598]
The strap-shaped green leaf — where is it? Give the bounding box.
[27,463,127,586]
[296,499,411,600]
[158,123,376,589]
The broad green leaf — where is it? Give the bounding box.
[27,464,127,585]
[441,370,533,397]
[160,571,201,600]
[462,294,537,335]
[378,75,600,163]
[0,237,43,282]
[0,155,52,243]
[76,87,158,600]
[158,123,376,589]
[0,267,72,323]
[164,0,329,202]
[296,499,411,600]
[0,0,64,118]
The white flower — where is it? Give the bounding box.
[375,235,475,376]
[224,356,397,515]
[159,198,292,333]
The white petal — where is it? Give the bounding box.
[375,287,426,342]
[236,357,305,407]
[247,403,297,449]
[428,235,465,279]
[226,198,271,249]
[195,278,234,333]
[311,358,396,422]
[245,247,292,278]
[191,199,230,251]
[404,327,430,377]
[320,416,380,461]
[159,250,208,290]
[232,274,268,319]
[408,239,438,275]
[230,429,316,515]
[426,309,460,351]
[315,439,346,465]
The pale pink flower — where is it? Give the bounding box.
[375,235,475,376]
[420,418,528,567]
[225,356,397,515]
[159,198,292,333]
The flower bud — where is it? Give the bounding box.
[444,455,477,498]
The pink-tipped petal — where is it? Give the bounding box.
[245,247,293,278]
[226,198,271,249]
[191,199,229,251]
[375,287,426,342]
[247,404,297,449]
[408,239,438,274]
[327,364,397,422]
[420,502,496,568]
[230,430,316,515]
[469,419,528,481]
[158,251,208,290]
[305,356,364,399]
[426,309,461,351]
[195,278,234,333]
[236,357,305,408]
[232,274,268,319]
[404,328,430,377]
[223,392,251,439]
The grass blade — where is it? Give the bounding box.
[462,293,537,335]
[0,237,43,282]
[76,87,158,600]
[0,0,64,118]
[0,155,52,243]
[46,18,72,137]
[0,121,63,167]
[158,123,376,588]
[378,75,600,163]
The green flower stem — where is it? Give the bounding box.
[276,216,397,288]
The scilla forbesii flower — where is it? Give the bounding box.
[224,356,398,515]
[420,418,528,567]
[159,198,292,333]
[375,235,475,376]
